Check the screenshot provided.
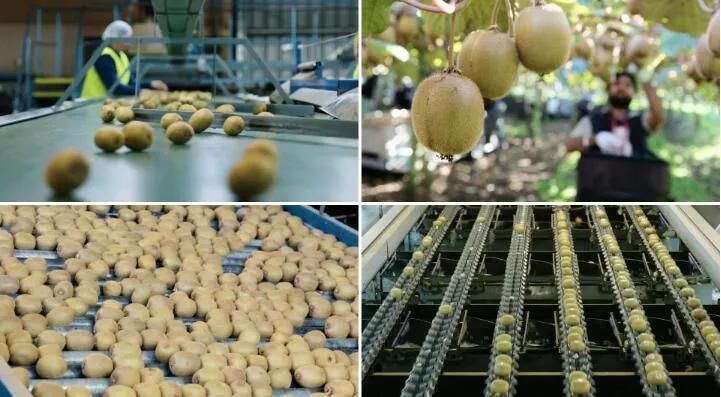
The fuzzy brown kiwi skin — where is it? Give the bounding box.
[165,122,194,145]
[94,127,125,153]
[458,29,519,100]
[223,116,246,136]
[122,121,154,152]
[708,11,719,57]
[100,106,115,123]
[45,150,90,195]
[514,2,572,75]
[227,154,277,198]
[410,72,484,160]
[189,109,214,133]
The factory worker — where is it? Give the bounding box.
[81,20,168,98]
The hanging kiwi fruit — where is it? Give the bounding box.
[411,10,484,160]
[514,1,572,74]
[458,0,519,100]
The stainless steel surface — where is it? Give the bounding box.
[361,205,428,289]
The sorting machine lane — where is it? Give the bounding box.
[362,206,461,379]
[589,206,676,397]
[482,206,533,397]
[625,205,719,381]
[400,206,496,397]
[552,207,596,397]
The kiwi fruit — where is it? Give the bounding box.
[624,35,654,66]
[324,379,354,396]
[45,149,90,195]
[66,329,95,351]
[251,103,267,114]
[65,386,92,397]
[115,106,135,123]
[459,29,519,100]
[223,116,246,136]
[243,140,279,164]
[111,366,141,386]
[411,72,484,159]
[294,364,326,387]
[189,108,214,133]
[101,105,116,122]
[122,121,154,151]
[304,330,327,350]
[104,385,136,397]
[160,113,184,129]
[12,367,30,387]
[165,122,194,145]
[35,353,67,378]
[707,11,719,57]
[227,154,276,198]
[216,104,236,113]
[514,2,572,74]
[32,382,65,397]
[695,34,720,81]
[10,342,39,365]
[324,316,350,338]
[83,353,114,377]
[169,351,201,376]
[178,104,197,113]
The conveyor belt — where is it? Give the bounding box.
[552,207,596,397]
[5,206,359,396]
[625,206,720,381]
[361,206,461,379]
[400,206,496,397]
[483,206,533,397]
[589,206,676,397]
[0,102,357,201]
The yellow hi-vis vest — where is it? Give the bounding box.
[80,47,130,98]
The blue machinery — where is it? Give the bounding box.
[13,0,357,112]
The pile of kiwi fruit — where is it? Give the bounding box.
[0,205,359,397]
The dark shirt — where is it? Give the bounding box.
[588,108,651,157]
[95,51,139,95]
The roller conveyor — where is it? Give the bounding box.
[0,101,357,201]
[2,205,359,396]
[362,205,719,397]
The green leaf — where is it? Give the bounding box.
[363,0,395,35]
[366,38,411,62]
[636,0,713,36]
[422,0,510,37]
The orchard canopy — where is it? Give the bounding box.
[361,0,719,202]
[363,0,719,104]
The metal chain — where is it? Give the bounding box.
[552,206,596,397]
[400,206,497,397]
[482,206,532,397]
[362,206,462,379]
[589,206,676,397]
[624,205,719,381]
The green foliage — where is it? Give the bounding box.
[635,0,713,36]
[363,0,395,35]
[422,0,510,37]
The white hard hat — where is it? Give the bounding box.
[102,20,133,40]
